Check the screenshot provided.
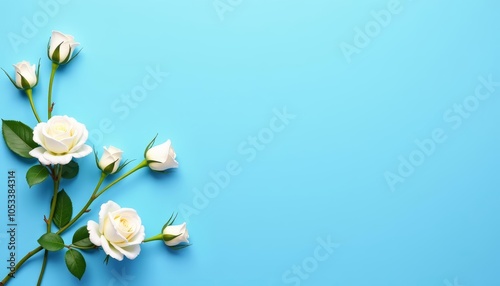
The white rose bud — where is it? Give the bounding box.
[29,115,92,165]
[145,139,179,171]
[163,223,189,247]
[4,61,39,90]
[48,31,80,65]
[87,201,145,261]
[98,146,123,174]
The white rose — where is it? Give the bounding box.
[87,201,145,261]
[13,61,38,89]
[98,146,123,174]
[48,30,80,64]
[29,115,92,165]
[145,139,178,171]
[163,223,189,247]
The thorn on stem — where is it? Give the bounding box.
[85,209,91,213]
[43,215,48,224]
[50,102,55,112]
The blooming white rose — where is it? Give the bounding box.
[13,61,38,89]
[145,139,178,171]
[163,223,189,247]
[98,146,123,174]
[48,31,80,64]
[87,201,145,261]
[29,115,92,165]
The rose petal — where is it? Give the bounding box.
[98,201,121,233]
[101,235,124,261]
[59,131,79,149]
[41,152,73,165]
[104,212,128,243]
[146,140,171,164]
[71,145,93,159]
[111,242,141,260]
[67,124,88,153]
[29,147,51,165]
[32,123,47,146]
[146,140,179,171]
[41,127,71,154]
[87,220,101,246]
[106,146,123,154]
[46,116,73,140]
[50,31,67,56]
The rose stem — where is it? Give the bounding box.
[47,63,58,119]
[36,165,62,286]
[0,246,43,285]
[59,160,148,235]
[56,172,107,235]
[25,89,41,123]
[95,160,148,197]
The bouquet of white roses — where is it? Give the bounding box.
[1,31,190,286]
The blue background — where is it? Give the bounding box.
[1,0,500,285]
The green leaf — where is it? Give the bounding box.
[103,159,119,174]
[51,41,63,63]
[168,244,191,250]
[162,233,181,241]
[162,213,178,232]
[53,190,73,228]
[63,47,82,65]
[93,148,100,168]
[72,226,93,248]
[115,159,134,174]
[61,160,79,179]
[2,68,20,89]
[26,165,49,187]
[1,120,38,158]
[65,249,86,280]
[19,72,30,90]
[37,233,64,251]
[143,134,158,158]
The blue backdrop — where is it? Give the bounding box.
[1,0,500,285]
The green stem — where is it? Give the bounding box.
[56,172,107,235]
[1,246,43,285]
[36,165,62,286]
[47,63,58,119]
[96,160,148,197]
[25,89,41,123]
[68,244,97,250]
[36,251,48,286]
[143,233,164,243]
[47,165,62,232]
[58,160,147,235]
